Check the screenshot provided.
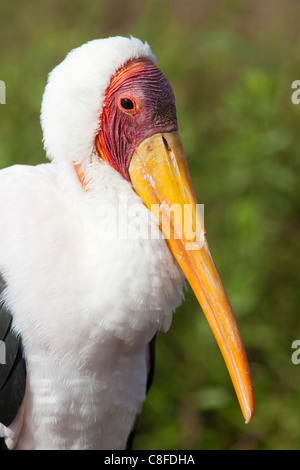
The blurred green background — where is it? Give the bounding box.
[1,0,300,450]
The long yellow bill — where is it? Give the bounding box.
[129,131,254,423]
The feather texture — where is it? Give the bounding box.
[41,37,156,167]
[0,36,184,449]
[0,162,184,449]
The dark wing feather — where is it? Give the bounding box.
[146,333,156,393]
[0,277,27,450]
[126,334,156,450]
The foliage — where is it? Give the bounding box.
[1,0,300,449]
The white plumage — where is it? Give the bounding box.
[41,37,155,166]
[0,35,255,449]
[0,37,183,449]
[0,160,183,450]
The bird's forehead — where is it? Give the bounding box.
[106,58,174,101]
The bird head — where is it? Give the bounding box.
[41,36,254,423]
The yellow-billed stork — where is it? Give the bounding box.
[0,36,254,450]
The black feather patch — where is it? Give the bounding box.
[146,334,156,393]
[0,296,27,431]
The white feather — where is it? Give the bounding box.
[41,36,156,167]
[0,36,184,449]
[0,162,184,449]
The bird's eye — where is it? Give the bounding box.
[120,98,134,111]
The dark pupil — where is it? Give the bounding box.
[121,98,134,110]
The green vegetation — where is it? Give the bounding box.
[1,0,299,449]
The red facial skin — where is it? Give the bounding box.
[96,59,178,181]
